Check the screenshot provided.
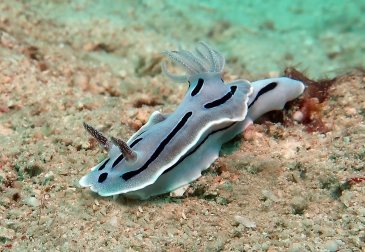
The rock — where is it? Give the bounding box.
[267,247,278,252]
[234,215,256,228]
[43,171,54,185]
[288,243,304,252]
[24,196,40,207]
[0,124,13,135]
[262,190,280,202]
[323,240,339,251]
[0,171,4,183]
[290,196,308,214]
[216,196,228,205]
[0,226,15,240]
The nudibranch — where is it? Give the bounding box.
[79,42,305,199]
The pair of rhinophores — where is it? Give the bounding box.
[79,42,305,200]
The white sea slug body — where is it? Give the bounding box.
[79,42,305,199]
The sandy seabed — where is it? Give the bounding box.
[0,1,364,251]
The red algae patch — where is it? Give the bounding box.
[284,67,337,133]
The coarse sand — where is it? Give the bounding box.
[0,1,364,251]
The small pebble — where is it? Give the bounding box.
[344,107,356,116]
[356,207,365,217]
[109,216,118,227]
[293,111,304,122]
[170,185,189,197]
[73,74,89,90]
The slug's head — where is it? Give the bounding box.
[82,122,137,162]
[80,123,143,195]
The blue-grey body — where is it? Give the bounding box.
[79,42,305,199]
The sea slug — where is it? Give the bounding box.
[79,42,305,199]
